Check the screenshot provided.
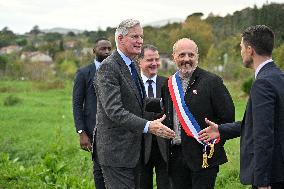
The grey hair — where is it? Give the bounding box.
[115,19,140,46]
[172,38,199,54]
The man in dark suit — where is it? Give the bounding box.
[72,38,112,189]
[199,25,284,189]
[138,44,170,189]
[161,38,235,189]
[94,19,175,189]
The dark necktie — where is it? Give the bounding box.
[147,79,154,98]
[129,62,144,101]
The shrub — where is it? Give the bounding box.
[58,60,78,78]
[22,61,54,81]
[241,77,253,95]
[3,95,22,106]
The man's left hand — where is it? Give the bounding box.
[79,132,92,152]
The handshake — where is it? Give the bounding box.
[148,114,176,139]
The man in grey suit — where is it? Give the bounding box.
[138,44,170,189]
[72,38,112,189]
[199,25,284,189]
[94,19,175,189]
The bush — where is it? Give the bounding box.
[241,77,254,95]
[273,43,284,71]
[58,60,78,78]
[0,55,8,70]
[22,62,54,81]
[3,95,22,106]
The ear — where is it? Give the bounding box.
[118,34,124,44]
[172,53,177,62]
[247,45,254,56]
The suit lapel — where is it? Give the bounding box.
[185,67,200,95]
[87,63,97,84]
[156,76,162,98]
[113,51,143,107]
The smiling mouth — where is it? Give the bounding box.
[181,61,193,67]
[149,66,157,70]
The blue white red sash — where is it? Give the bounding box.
[168,72,220,146]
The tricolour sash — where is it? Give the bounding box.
[168,72,220,168]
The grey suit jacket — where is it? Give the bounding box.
[219,62,284,186]
[73,63,97,141]
[143,75,169,164]
[94,50,149,168]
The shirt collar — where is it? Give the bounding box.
[117,48,132,66]
[255,59,273,78]
[94,59,101,70]
[141,73,157,84]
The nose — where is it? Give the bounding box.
[105,48,111,55]
[153,59,159,66]
[137,36,143,44]
[184,54,191,61]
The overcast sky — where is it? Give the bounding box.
[1,0,283,34]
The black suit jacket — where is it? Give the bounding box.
[143,75,169,164]
[73,63,97,141]
[219,62,284,186]
[162,67,235,171]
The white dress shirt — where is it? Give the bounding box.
[141,74,157,98]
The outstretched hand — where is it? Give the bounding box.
[149,114,176,139]
[198,118,220,143]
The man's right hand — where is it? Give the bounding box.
[148,114,175,139]
[198,118,220,143]
[79,131,92,152]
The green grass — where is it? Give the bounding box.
[0,80,93,188]
[0,80,249,188]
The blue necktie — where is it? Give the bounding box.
[129,62,144,101]
[147,79,154,98]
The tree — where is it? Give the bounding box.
[174,15,214,59]
[273,43,284,70]
[0,27,16,48]
[29,25,41,35]
[67,31,76,37]
[43,33,63,42]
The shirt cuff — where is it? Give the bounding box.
[143,121,150,133]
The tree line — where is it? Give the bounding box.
[0,3,283,81]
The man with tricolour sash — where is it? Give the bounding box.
[161,38,235,189]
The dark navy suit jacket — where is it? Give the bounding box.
[73,62,97,141]
[219,62,284,186]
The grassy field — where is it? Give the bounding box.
[0,80,249,189]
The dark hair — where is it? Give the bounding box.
[94,38,110,47]
[138,44,158,59]
[242,25,274,56]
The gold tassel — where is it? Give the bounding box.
[208,143,215,158]
[202,151,209,168]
